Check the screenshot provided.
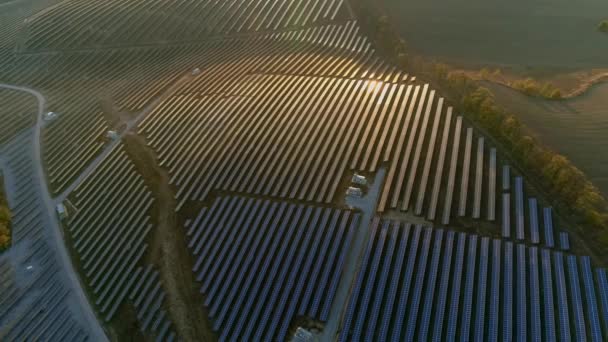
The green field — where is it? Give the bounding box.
[383,0,608,71]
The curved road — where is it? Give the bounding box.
[0,84,108,341]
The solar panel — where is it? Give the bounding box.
[427,107,453,220]
[516,244,526,342]
[487,148,497,221]
[305,209,342,317]
[502,165,510,191]
[566,255,588,341]
[419,229,444,341]
[553,252,571,340]
[253,206,306,341]
[338,218,380,342]
[352,224,388,341]
[404,227,436,341]
[541,249,557,341]
[559,232,570,251]
[391,225,422,341]
[269,208,317,338]
[514,177,525,240]
[503,241,513,341]
[528,198,540,244]
[580,257,603,342]
[597,269,608,335]
[377,222,411,341]
[364,221,395,342]
[474,237,490,342]
[446,233,467,339]
[431,230,455,341]
[528,247,542,342]
[543,208,555,248]
[238,205,298,340]
[461,235,478,341]
[320,213,359,321]
[488,239,501,342]
[472,137,484,219]
[441,116,463,225]
[458,128,473,217]
[502,193,511,238]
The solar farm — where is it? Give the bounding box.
[0,0,607,341]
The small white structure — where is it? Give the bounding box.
[192,68,201,76]
[56,203,67,220]
[293,328,314,342]
[346,186,363,198]
[351,173,367,186]
[105,130,119,140]
[26,265,33,271]
[44,111,58,121]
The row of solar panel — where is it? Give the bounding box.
[22,0,347,51]
[185,195,359,341]
[339,218,608,341]
[502,174,571,249]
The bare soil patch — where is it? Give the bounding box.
[455,67,608,99]
[122,133,216,342]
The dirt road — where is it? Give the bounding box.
[122,133,215,341]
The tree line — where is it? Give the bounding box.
[350,0,608,254]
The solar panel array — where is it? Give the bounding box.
[129,266,178,341]
[339,218,608,341]
[20,0,347,52]
[62,142,177,340]
[0,89,37,145]
[1,0,603,340]
[500,173,571,249]
[4,21,377,195]
[65,143,152,318]
[135,25,412,210]
[185,195,358,341]
[26,39,286,194]
[134,25,507,228]
[0,131,89,340]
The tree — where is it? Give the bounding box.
[543,154,569,180]
[0,206,10,222]
[516,136,536,159]
[433,63,449,80]
[598,20,608,33]
[500,115,522,143]
[446,72,474,96]
[584,210,604,229]
[480,68,490,80]
[549,89,562,99]
[0,222,10,249]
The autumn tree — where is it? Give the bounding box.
[0,222,10,250]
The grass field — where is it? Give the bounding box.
[382,0,608,72]
[484,81,608,196]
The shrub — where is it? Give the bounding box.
[598,20,608,33]
[510,78,562,99]
[0,206,10,222]
[0,222,10,250]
